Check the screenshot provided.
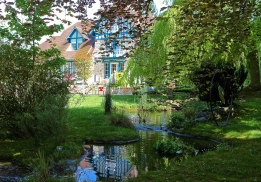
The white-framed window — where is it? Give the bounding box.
[115,48,123,55]
[61,61,75,75]
[69,30,83,50]
[111,24,118,32]
[105,63,109,78]
[120,62,124,72]
[111,63,117,74]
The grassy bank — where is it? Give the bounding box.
[0,95,140,172]
[66,95,140,143]
[128,95,261,181]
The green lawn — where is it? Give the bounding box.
[1,93,261,182]
[0,95,139,165]
[66,95,139,143]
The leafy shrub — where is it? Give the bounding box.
[14,95,69,140]
[132,91,139,95]
[174,92,189,101]
[143,103,162,111]
[173,87,193,93]
[182,100,208,120]
[190,61,248,106]
[108,111,135,130]
[34,95,69,143]
[0,45,69,139]
[155,137,197,156]
[168,112,191,130]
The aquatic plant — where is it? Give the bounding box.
[155,137,197,156]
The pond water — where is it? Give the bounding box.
[74,111,219,182]
[0,161,29,181]
[0,111,219,182]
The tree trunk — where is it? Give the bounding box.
[246,50,261,91]
[82,81,85,94]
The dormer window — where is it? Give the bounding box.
[67,27,84,51]
[111,24,118,32]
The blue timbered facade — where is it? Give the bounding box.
[39,20,135,85]
[92,17,135,79]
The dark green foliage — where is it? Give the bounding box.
[0,44,69,139]
[104,86,112,114]
[182,100,208,120]
[155,137,197,156]
[168,112,191,130]
[190,61,248,106]
[173,87,193,93]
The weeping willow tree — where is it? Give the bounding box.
[169,0,261,92]
[123,2,183,88]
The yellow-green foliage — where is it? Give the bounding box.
[74,48,93,83]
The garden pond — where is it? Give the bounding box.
[0,111,220,182]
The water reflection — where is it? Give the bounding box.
[74,112,218,182]
[0,161,29,182]
[75,131,179,181]
[74,145,138,181]
[1,112,218,182]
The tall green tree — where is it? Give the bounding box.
[169,0,261,91]
[124,0,185,87]
[0,0,65,45]
[0,1,70,139]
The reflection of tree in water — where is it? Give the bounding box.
[134,111,171,127]
[125,131,177,174]
[137,109,149,123]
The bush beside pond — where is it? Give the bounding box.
[155,137,197,156]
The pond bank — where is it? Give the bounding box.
[1,95,261,181]
[74,111,222,182]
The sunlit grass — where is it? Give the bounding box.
[0,94,140,162]
[128,94,261,181]
[1,93,261,181]
[66,95,139,143]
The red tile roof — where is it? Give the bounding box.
[39,22,94,60]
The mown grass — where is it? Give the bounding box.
[128,95,261,182]
[66,95,139,143]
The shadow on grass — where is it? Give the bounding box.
[186,98,261,142]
